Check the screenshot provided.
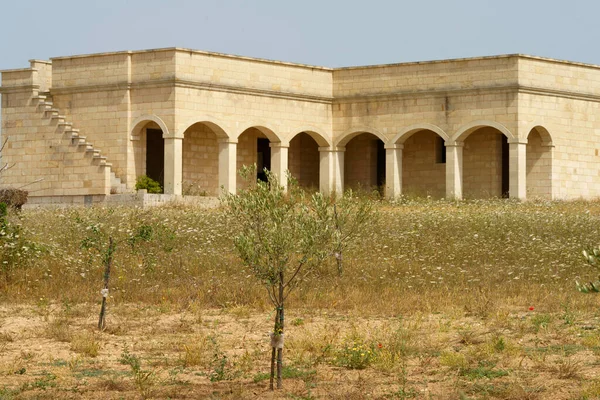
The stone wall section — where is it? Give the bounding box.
[402,131,445,198]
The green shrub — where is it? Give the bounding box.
[135,176,162,194]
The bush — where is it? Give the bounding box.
[135,176,162,194]
[0,189,28,209]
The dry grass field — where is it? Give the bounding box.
[1,199,600,399]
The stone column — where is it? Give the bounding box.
[509,139,527,200]
[445,142,464,200]
[270,142,289,189]
[318,147,336,195]
[385,144,403,199]
[218,138,237,195]
[163,136,183,195]
[333,147,345,195]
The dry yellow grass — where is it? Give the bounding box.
[0,199,599,398]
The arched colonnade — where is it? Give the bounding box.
[130,116,554,200]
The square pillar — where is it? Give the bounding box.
[445,142,463,200]
[509,139,527,200]
[385,144,403,199]
[163,136,183,195]
[270,142,289,189]
[218,138,237,195]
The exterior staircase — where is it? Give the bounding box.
[32,93,132,195]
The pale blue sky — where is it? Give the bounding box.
[0,0,599,70]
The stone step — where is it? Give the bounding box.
[58,121,73,129]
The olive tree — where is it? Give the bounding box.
[222,166,373,390]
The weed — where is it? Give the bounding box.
[45,318,72,342]
[119,349,156,399]
[253,365,316,383]
[530,314,552,333]
[335,338,378,370]
[70,332,100,357]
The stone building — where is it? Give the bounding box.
[0,48,597,204]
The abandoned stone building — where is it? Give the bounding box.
[0,48,598,205]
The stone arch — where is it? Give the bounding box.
[130,115,168,190]
[130,115,170,138]
[341,129,386,193]
[236,124,283,187]
[452,120,515,143]
[526,125,554,199]
[288,130,327,190]
[524,124,553,146]
[335,126,387,147]
[392,123,449,144]
[178,116,230,139]
[288,126,331,147]
[235,124,282,143]
[397,124,449,198]
[180,119,230,196]
[458,122,512,198]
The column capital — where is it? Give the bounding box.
[217,138,238,144]
[318,146,346,153]
[269,142,289,149]
[508,138,528,145]
[163,134,184,140]
[384,144,404,150]
[444,141,464,148]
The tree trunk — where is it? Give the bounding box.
[98,237,114,331]
[277,271,284,389]
[269,308,278,391]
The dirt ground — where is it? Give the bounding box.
[1,302,600,399]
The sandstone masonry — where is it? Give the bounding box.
[0,48,598,204]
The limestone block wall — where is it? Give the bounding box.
[333,56,518,98]
[174,49,332,99]
[518,57,600,97]
[0,87,110,197]
[288,132,319,189]
[182,124,219,195]
[402,131,445,198]
[462,129,504,198]
[518,91,600,199]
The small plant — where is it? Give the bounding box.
[530,314,552,333]
[207,336,237,382]
[135,175,162,194]
[120,349,156,399]
[335,339,378,370]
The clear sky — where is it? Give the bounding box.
[0,0,599,70]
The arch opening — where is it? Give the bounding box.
[462,126,509,199]
[344,132,385,193]
[182,122,223,196]
[526,126,553,199]
[237,127,277,189]
[402,130,446,198]
[132,121,165,192]
[288,132,320,190]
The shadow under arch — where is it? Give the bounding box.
[335,126,387,147]
[178,116,230,139]
[526,124,553,146]
[392,123,450,144]
[288,127,331,147]
[452,120,515,143]
[235,124,282,143]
